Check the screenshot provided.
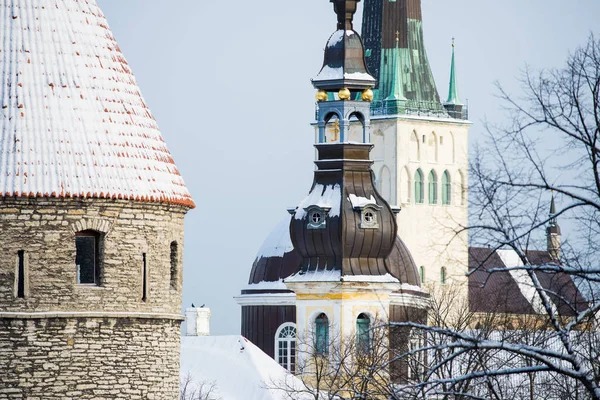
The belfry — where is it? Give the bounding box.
[237,0,428,382]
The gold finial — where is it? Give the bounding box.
[395,30,400,43]
[338,88,351,100]
[316,90,328,102]
[361,89,373,102]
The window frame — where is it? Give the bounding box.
[427,170,438,204]
[414,169,424,204]
[275,323,297,373]
[356,313,371,353]
[442,170,452,205]
[75,230,102,286]
[315,313,330,355]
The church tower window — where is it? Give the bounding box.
[275,323,297,373]
[170,241,178,290]
[356,313,371,352]
[442,170,452,205]
[440,266,447,284]
[76,230,102,285]
[315,313,329,355]
[306,206,330,230]
[414,169,424,204]
[427,170,438,204]
[419,266,425,284]
[16,250,25,298]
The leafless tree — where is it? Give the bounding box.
[180,373,221,400]
[389,33,600,400]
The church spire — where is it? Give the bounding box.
[443,38,466,119]
[445,38,463,106]
[546,192,561,260]
[385,32,407,114]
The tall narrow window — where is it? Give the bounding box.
[142,253,148,302]
[441,267,447,285]
[356,313,371,353]
[427,170,437,204]
[315,313,329,355]
[419,266,425,284]
[76,230,101,285]
[276,323,297,373]
[414,169,424,204]
[17,250,25,298]
[442,170,452,205]
[170,241,178,290]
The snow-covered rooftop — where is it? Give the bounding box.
[181,335,309,400]
[294,184,341,220]
[0,0,193,207]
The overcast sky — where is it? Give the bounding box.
[97,0,600,334]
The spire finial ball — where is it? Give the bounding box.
[316,90,328,102]
[361,89,373,102]
[338,88,351,100]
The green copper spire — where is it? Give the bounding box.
[386,34,407,102]
[445,38,463,105]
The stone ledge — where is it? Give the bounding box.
[0,311,185,321]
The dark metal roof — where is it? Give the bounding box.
[387,236,420,287]
[468,247,588,316]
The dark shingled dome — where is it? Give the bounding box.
[246,215,420,289]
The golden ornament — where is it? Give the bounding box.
[315,90,328,102]
[338,88,351,100]
[361,89,374,102]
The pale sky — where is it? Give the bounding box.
[98,0,600,334]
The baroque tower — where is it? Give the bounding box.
[238,0,428,383]
[0,2,193,398]
[357,0,471,287]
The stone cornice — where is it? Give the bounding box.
[0,311,185,321]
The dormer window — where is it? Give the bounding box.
[348,194,382,229]
[359,206,380,229]
[305,205,330,230]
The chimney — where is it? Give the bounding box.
[185,307,211,336]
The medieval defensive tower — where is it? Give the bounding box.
[0,1,194,398]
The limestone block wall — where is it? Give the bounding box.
[0,198,186,313]
[0,198,189,399]
[0,316,181,400]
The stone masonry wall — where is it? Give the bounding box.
[0,316,181,399]
[0,198,187,313]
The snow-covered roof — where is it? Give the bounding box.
[294,184,341,220]
[255,217,294,259]
[348,193,378,209]
[0,0,193,207]
[181,335,309,400]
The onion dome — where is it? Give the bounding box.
[289,143,397,277]
[0,0,193,207]
[312,0,375,91]
[246,214,420,288]
[243,217,301,294]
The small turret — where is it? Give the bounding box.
[443,39,465,119]
[546,193,561,260]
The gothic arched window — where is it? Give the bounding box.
[275,323,296,373]
[414,169,424,204]
[356,313,371,352]
[427,170,437,204]
[441,266,447,285]
[419,266,425,284]
[442,170,452,205]
[315,313,329,355]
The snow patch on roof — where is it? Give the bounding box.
[294,184,341,220]
[242,279,288,292]
[326,30,353,48]
[0,0,192,207]
[348,193,377,209]
[497,249,547,314]
[181,335,309,400]
[341,273,399,283]
[285,269,342,283]
[255,217,294,259]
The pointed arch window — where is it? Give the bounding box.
[441,266,447,285]
[419,266,425,284]
[356,313,371,353]
[442,170,452,205]
[414,169,424,204]
[275,323,296,373]
[315,313,329,355]
[427,170,437,204]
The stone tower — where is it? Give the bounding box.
[0,1,194,399]
[356,0,471,287]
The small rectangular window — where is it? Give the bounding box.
[142,253,148,302]
[17,250,25,298]
[76,232,100,285]
[170,242,178,290]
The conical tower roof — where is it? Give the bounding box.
[0,0,193,207]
